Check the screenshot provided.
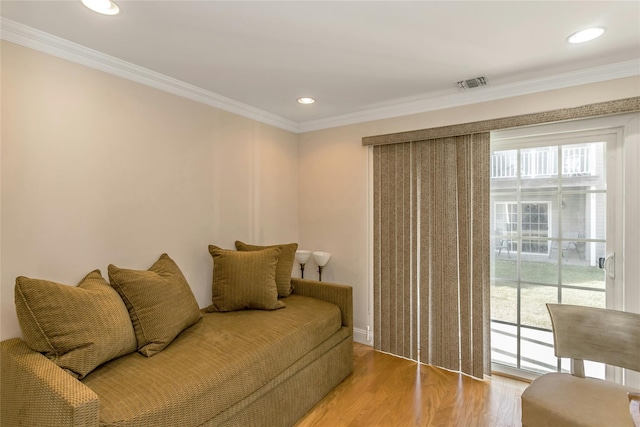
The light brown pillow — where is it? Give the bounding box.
[14,270,137,379]
[235,241,298,297]
[206,245,285,312]
[108,253,202,357]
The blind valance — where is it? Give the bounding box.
[363,97,640,147]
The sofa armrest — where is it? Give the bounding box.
[291,278,353,332]
[1,338,100,427]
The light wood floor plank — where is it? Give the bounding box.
[295,343,528,427]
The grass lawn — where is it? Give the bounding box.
[491,259,605,329]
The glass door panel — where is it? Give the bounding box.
[490,135,615,379]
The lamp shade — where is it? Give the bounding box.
[295,250,311,264]
[312,251,331,267]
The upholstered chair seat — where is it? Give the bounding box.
[522,372,636,427]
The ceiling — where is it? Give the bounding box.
[2,1,639,132]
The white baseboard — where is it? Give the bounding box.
[353,327,372,345]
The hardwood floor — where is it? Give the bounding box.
[295,343,528,427]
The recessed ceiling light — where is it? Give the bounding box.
[82,0,120,15]
[567,27,605,44]
[297,97,316,105]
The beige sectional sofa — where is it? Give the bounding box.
[1,245,353,427]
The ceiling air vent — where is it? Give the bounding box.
[457,77,487,90]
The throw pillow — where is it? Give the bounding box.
[14,270,137,379]
[108,253,202,357]
[234,241,298,297]
[206,245,285,312]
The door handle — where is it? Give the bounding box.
[598,253,615,279]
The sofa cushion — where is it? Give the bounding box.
[207,245,285,312]
[108,253,202,357]
[14,270,136,379]
[81,295,346,427]
[235,241,298,297]
[521,372,638,427]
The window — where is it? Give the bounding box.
[494,202,549,254]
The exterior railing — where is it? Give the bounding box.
[491,146,592,179]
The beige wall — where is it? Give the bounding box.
[297,76,640,342]
[2,40,639,343]
[0,41,299,339]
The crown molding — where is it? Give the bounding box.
[2,18,638,135]
[0,18,300,133]
[298,59,640,133]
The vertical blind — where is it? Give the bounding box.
[373,133,490,378]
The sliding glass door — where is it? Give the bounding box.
[489,124,620,379]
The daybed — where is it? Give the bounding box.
[1,246,353,427]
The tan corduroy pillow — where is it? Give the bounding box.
[206,245,285,312]
[235,241,298,297]
[14,270,137,379]
[108,253,202,357]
